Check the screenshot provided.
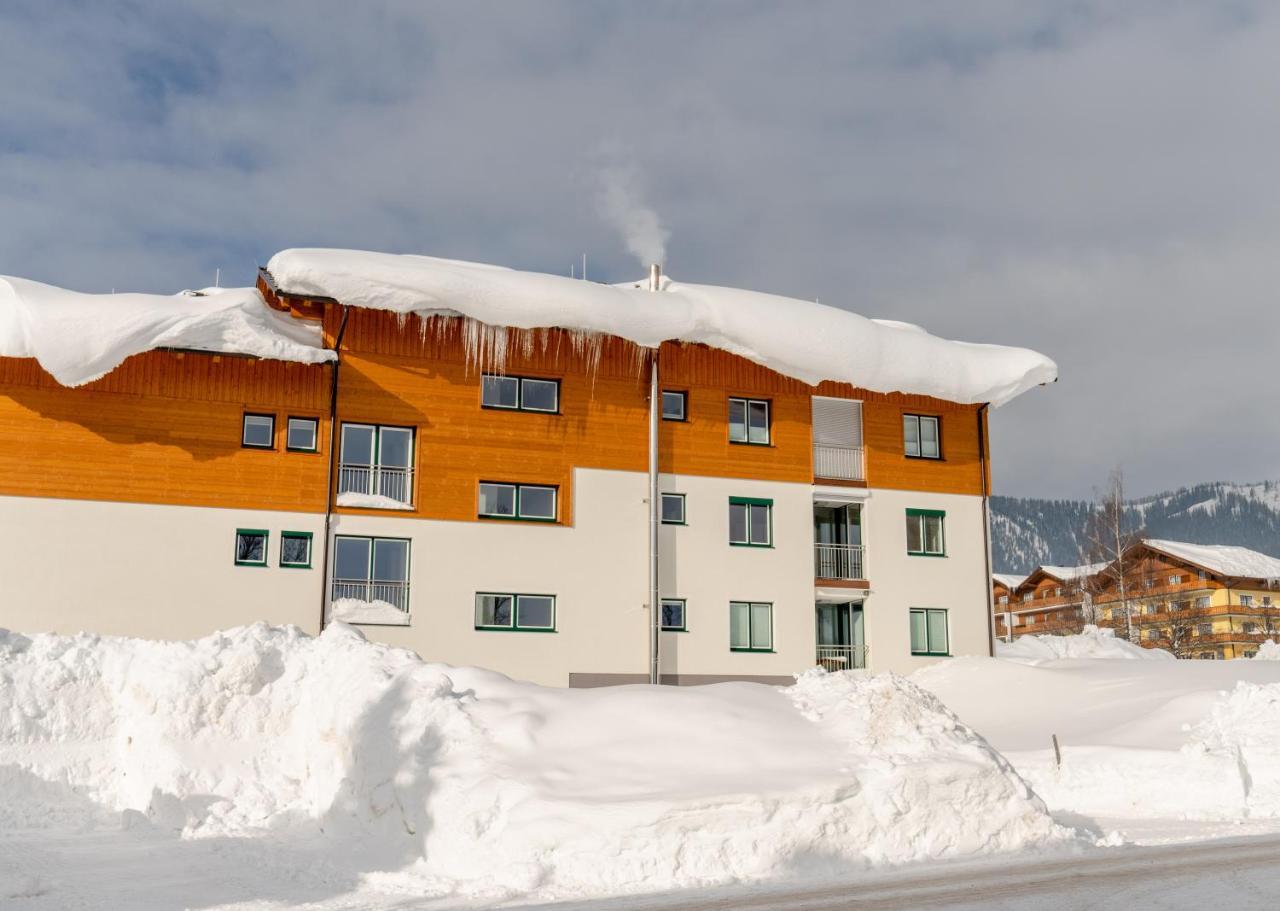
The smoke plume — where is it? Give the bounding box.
[595,161,669,268]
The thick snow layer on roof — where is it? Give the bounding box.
[266,248,1058,406]
[1039,562,1109,582]
[993,573,1028,589]
[0,276,333,387]
[1145,539,1280,580]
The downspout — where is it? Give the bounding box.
[978,404,998,655]
[648,264,662,684]
[318,304,351,633]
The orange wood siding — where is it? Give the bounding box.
[853,394,986,496]
[331,311,649,523]
[0,352,330,512]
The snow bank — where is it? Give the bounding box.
[0,625,1070,902]
[997,625,1175,663]
[0,276,333,387]
[1252,640,1280,660]
[266,248,1058,406]
[326,598,410,625]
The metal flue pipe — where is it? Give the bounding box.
[648,263,662,684]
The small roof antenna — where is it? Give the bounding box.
[215,267,221,288]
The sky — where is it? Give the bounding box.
[2,0,1278,499]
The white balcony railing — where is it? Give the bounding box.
[338,464,414,505]
[816,644,868,672]
[331,579,410,613]
[814,445,865,481]
[815,543,866,581]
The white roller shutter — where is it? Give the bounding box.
[812,397,861,447]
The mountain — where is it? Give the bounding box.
[990,481,1280,574]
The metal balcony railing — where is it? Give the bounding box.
[331,579,410,613]
[338,464,414,504]
[815,543,866,581]
[816,644,868,672]
[813,445,865,481]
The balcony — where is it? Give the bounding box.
[816,644,868,672]
[813,445,865,482]
[331,579,410,612]
[338,464,414,505]
[815,543,866,581]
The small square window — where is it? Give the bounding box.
[661,493,686,525]
[517,485,557,520]
[729,498,772,546]
[910,608,949,656]
[728,397,770,444]
[242,414,275,449]
[662,391,687,421]
[286,417,319,452]
[661,599,687,631]
[906,509,946,556]
[903,414,941,459]
[520,379,559,413]
[481,375,520,409]
[730,601,773,650]
[235,529,268,566]
[280,531,312,568]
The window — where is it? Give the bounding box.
[903,414,940,459]
[475,593,556,631]
[478,482,558,521]
[661,598,686,631]
[1169,574,1183,585]
[1022,593,1033,603]
[1146,629,1161,640]
[661,493,686,525]
[729,601,772,651]
[1198,652,1217,660]
[1055,587,1063,597]
[1240,595,1255,607]
[906,509,946,556]
[332,536,411,613]
[242,413,275,449]
[1195,596,1210,609]
[286,417,319,452]
[234,529,268,566]
[1244,622,1258,633]
[280,531,312,568]
[1197,623,1213,637]
[997,595,1009,605]
[481,374,559,413]
[910,608,950,656]
[1264,597,1274,607]
[1198,570,1207,580]
[728,397,770,444]
[729,497,772,546]
[339,423,415,504]
[661,391,687,421]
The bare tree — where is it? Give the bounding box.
[1080,468,1145,643]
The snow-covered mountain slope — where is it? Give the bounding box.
[992,481,1280,573]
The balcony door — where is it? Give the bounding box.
[814,503,863,580]
[816,602,865,670]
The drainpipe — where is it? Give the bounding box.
[318,304,350,633]
[978,404,998,655]
[648,264,662,684]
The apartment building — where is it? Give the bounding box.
[994,540,1280,659]
[0,249,1056,685]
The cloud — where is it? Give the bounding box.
[1,1,1278,497]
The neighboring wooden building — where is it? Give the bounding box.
[0,251,1056,685]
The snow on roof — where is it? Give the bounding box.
[1144,539,1280,581]
[0,276,334,387]
[992,573,1027,589]
[1038,562,1109,583]
[266,248,1058,406]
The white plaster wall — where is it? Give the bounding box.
[859,489,992,673]
[657,473,815,680]
[334,468,650,687]
[0,495,325,638]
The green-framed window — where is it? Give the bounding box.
[481,374,560,413]
[661,493,686,525]
[242,413,275,449]
[910,608,950,656]
[661,390,687,421]
[729,397,770,444]
[332,535,411,614]
[475,593,556,631]
[730,601,773,651]
[234,529,268,567]
[478,482,558,521]
[661,598,687,631]
[280,531,313,569]
[729,496,772,546]
[906,508,945,556]
[286,416,319,453]
[903,414,941,459]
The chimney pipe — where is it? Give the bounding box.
[647,262,661,684]
[649,263,661,292]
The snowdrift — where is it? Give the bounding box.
[917,654,1280,824]
[996,625,1175,663]
[0,624,1069,902]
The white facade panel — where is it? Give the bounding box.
[0,495,325,639]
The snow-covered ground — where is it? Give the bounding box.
[4,623,1280,909]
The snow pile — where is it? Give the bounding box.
[266,248,1058,406]
[1145,539,1280,581]
[335,491,413,510]
[1252,640,1280,660]
[0,276,333,387]
[326,599,411,625]
[1189,681,1280,815]
[997,625,1175,663]
[0,624,1070,902]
